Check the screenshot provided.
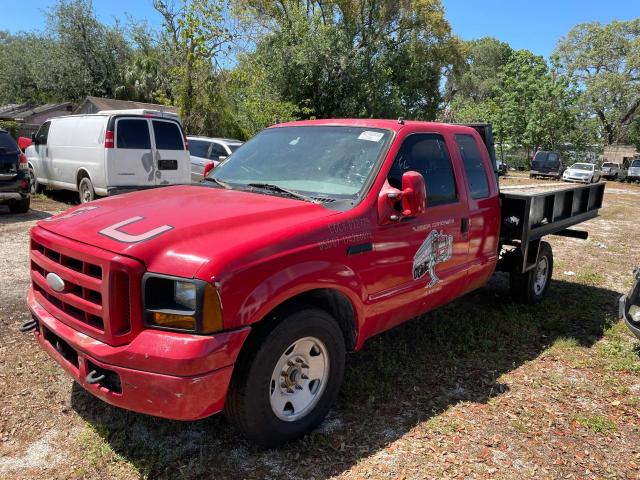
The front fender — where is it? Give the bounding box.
[230,260,367,332]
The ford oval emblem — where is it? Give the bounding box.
[46,272,65,292]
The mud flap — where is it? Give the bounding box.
[619,268,640,339]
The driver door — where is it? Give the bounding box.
[33,121,51,182]
[358,132,471,329]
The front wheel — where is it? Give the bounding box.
[78,177,95,204]
[510,241,553,304]
[225,308,346,447]
[28,167,41,195]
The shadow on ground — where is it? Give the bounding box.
[71,277,621,479]
[0,207,51,223]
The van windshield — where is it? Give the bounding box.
[208,126,391,199]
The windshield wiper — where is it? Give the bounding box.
[202,176,232,189]
[246,183,319,203]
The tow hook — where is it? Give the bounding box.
[20,319,38,332]
[85,370,106,385]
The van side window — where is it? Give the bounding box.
[152,121,184,150]
[35,121,50,145]
[456,134,490,200]
[388,133,457,207]
[116,119,151,149]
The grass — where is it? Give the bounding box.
[573,414,617,435]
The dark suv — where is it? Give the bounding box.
[0,129,30,213]
[530,151,565,180]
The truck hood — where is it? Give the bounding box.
[38,185,339,278]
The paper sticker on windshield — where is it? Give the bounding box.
[358,131,384,142]
[413,230,453,288]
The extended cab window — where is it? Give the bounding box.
[388,133,457,206]
[188,139,210,158]
[210,143,227,159]
[456,134,490,200]
[153,120,184,150]
[116,119,151,149]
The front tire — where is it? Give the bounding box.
[28,167,41,194]
[78,177,95,204]
[510,241,553,304]
[225,308,346,447]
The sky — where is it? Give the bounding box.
[2,0,640,59]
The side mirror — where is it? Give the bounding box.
[378,171,427,224]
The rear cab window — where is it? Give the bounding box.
[455,134,490,200]
[116,119,151,149]
[152,120,184,150]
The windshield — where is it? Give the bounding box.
[209,126,391,199]
[632,159,640,168]
[570,163,593,171]
[602,162,617,168]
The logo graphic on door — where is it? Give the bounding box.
[413,230,453,287]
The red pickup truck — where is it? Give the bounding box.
[24,119,604,447]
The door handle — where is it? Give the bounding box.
[461,217,470,234]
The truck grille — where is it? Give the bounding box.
[30,227,144,346]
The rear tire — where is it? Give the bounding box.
[510,241,553,304]
[225,307,346,447]
[78,177,95,204]
[8,196,30,214]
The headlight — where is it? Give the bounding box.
[143,274,223,333]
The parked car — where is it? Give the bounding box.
[26,109,190,203]
[530,151,564,179]
[620,267,640,340]
[0,129,30,213]
[23,119,604,447]
[628,158,640,183]
[600,161,624,180]
[562,162,601,183]
[496,158,507,176]
[188,136,243,182]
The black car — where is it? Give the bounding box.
[0,129,30,213]
[530,151,565,180]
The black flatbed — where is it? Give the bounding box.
[499,182,605,272]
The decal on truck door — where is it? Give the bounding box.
[413,230,453,287]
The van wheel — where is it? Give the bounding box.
[225,307,345,447]
[510,241,553,304]
[9,196,30,214]
[28,167,41,194]
[78,177,95,204]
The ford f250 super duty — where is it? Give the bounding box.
[23,119,605,447]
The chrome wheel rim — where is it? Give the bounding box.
[534,256,549,295]
[81,183,91,203]
[29,170,37,195]
[269,336,329,422]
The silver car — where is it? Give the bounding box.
[628,158,640,183]
[188,136,243,182]
[601,161,623,180]
[562,162,601,183]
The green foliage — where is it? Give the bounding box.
[0,120,19,138]
[555,19,640,145]
[235,0,461,120]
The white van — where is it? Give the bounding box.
[26,110,190,203]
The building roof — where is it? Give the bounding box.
[0,102,73,121]
[75,96,177,114]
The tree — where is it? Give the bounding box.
[153,0,235,131]
[444,37,513,104]
[555,19,640,145]
[235,0,461,120]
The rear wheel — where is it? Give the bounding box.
[78,177,95,204]
[225,307,346,447]
[510,241,553,304]
[8,196,30,213]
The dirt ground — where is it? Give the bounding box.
[1,176,639,480]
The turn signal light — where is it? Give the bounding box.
[202,284,223,333]
[152,312,196,331]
